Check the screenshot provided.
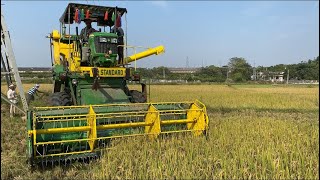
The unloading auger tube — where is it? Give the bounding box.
[124,45,165,63]
[27,100,209,166]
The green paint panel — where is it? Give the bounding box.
[80,88,130,105]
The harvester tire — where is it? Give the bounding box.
[50,92,72,106]
[129,90,146,103]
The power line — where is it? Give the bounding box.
[186,56,189,68]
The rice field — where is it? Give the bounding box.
[1,84,319,179]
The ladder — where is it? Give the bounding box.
[1,11,28,114]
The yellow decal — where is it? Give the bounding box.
[79,67,126,77]
[98,68,125,77]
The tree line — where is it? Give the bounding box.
[10,56,318,83]
[137,56,319,82]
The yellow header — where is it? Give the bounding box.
[80,67,126,77]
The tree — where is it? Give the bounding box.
[227,57,252,82]
[286,57,319,80]
[195,65,226,82]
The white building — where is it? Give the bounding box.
[255,71,285,82]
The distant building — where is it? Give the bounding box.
[254,71,285,82]
[269,71,285,82]
[168,68,200,74]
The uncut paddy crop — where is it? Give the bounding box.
[142,84,318,112]
[1,84,319,179]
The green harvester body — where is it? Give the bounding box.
[27,3,209,167]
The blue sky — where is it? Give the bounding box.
[1,1,319,68]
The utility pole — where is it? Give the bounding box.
[287,69,289,84]
[253,61,256,81]
[227,70,229,80]
[163,67,165,79]
[186,56,189,68]
[226,66,229,82]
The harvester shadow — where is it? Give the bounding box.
[30,130,209,172]
[158,131,209,141]
[30,152,103,172]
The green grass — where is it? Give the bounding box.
[1,84,319,179]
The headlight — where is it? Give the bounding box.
[99,37,107,42]
[111,38,117,43]
[72,79,78,85]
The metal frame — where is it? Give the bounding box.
[1,11,28,114]
[28,100,209,161]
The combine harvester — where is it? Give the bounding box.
[27,3,209,166]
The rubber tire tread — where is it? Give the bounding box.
[50,92,72,106]
[129,90,146,103]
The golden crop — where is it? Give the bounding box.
[1,84,318,179]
